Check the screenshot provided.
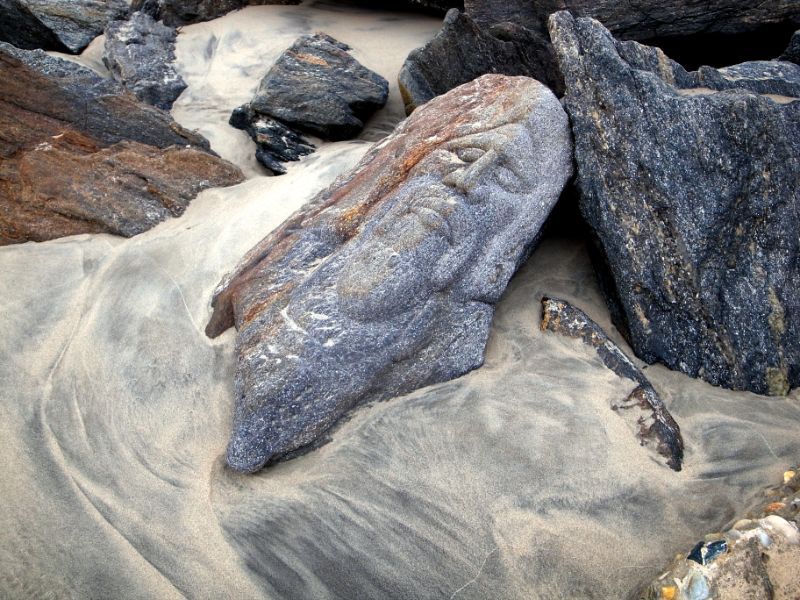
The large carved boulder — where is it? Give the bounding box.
[207,74,574,472]
[549,12,800,396]
[0,0,129,53]
[0,44,243,245]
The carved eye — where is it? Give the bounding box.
[455,147,485,163]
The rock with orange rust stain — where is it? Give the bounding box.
[208,74,573,472]
[0,43,243,245]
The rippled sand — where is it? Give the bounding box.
[1,3,798,598]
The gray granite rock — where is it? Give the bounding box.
[541,297,683,471]
[206,74,573,472]
[235,33,388,174]
[781,30,800,64]
[103,12,186,110]
[0,0,129,53]
[550,11,800,396]
[399,9,561,114]
[696,60,800,97]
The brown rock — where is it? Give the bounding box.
[0,43,243,245]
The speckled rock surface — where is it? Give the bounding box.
[464,0,800,40]
[398,9,561,114]
[0,43,243,244]
[779,30,800,64]
[0,0,129,53]
[103,11,186,110]
[207,74,573,472]
[235,33,388,173]
[550,12,800,396]
[541,297,683,471]
[131,0,298,26]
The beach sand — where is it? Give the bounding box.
[1,2,798,598]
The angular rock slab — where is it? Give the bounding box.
[0,0,129,53]
[132,0,298,26]
[0,44,243,244]
[207,74,574,472]
[549,12,800,396]
[541,297,683,471]
[103,11,187,110]
[234,33,388,174]
[399,9,561,114]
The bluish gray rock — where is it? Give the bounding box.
[103,12,186,110]
[550,11,800,396]
[781,30,800,64]
[207,75,574,472]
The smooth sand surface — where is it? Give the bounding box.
[2,3,799,598]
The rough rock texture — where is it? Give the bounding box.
[235,33,388,174]
[695,61,800,97]
[779,30,800,64]
[0,0,129,53]
[399,9,561,114]
[103,12,186,110]
[229,105,314,175]
[206,74,573,472]
[541,297,683,471]
[0,43,243,244]
[549,12,800,396]
[131,0,298,26]
[464,0,800,41]
[641,467,800,600]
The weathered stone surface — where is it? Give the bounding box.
[0,43,243,245]
[780,30,800,64]
[399,9,561,114]
[465,0,800,41]
[235,33,388,174]
[541,297,683,471]
[229,105,314,175]
[696,61,800,97]
[0,0,129,53]
[103,12,186,110]
[132,0,298,26]
[206,74,573,472]
[549,12,800,396]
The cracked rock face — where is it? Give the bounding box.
[234,33,388,174]
[103,11,187,110]
[0,0,129,53]
[550,12,800,396]
[0,44,243,245]
[207,74,573,472]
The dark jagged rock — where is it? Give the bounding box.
[549,12,800,396]
[229,105,314,175]
[464,0,800,41]
[695,61,800,97]
[0,43,243,245]
[131,0,299,26]
[398,9,561,114]
[541,297,683,471]
[779,30,800,64]
[235,33,388,174]
[0,0,129,53]
[248,33,388,140]
[206,75,573,472]
[103,12,186,110]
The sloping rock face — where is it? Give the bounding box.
[0,0,129,53]
[207,74,573,472]
[399,9,561,114]
[780,30,800,64]
[0,44,243,245]
[465,0,800,41]
[541,297,683,471]
[234,33,388,174]
[131,0,298,26]
[103,12,186,110]
[549,12,800,396]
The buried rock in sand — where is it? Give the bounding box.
[207,74,573,472]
